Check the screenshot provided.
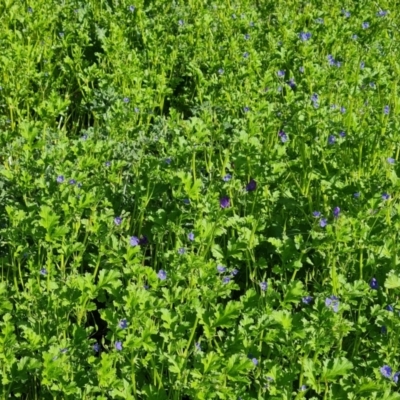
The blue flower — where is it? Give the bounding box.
[377,10,388,17]
[56,175,64,183]
[246,179,257,192]
[123,97,130,103]
[243,52,249,58]
[165,157,172,164]
[362,21,370,29]
[115,341,123,351]
[218,68,224,75]
[114,217,122,226]
[130,236,140,246]
[40,268,47,276]
[382,193,390,200]
[354,192,360,198]
[299,32,311,41]
[119,319,128,329]
[387,157,395,164]
[315,18,324,24]
[325,295,339,312]
[320,218,328,227]
[328,135,336,145]
[370,277,379,290]
[380,365,392,378]
[278,131,288,142]
[394,372,400,384]
[231,268,239,276]
[178,20,184,26]
[243,106,250,113]
[384,105,390,115]
[217,265,226,273]
[223,276,231,284]
[386,305,394,312]
[183,198,190,205]
[105,161,111,167]
[333,207,340,218]
[244,34,250,40]
[360,61,365,69]
[311,93,318,102]
[251,357,258,366]
[313,211,321,217]
[129,5,135,12]
[93,343,100,352]
[188,232,194,241]
[381,325,387,334]
[223,174,232,182]
[352,34,358,40]
[339,131,346,138]
[178,247,186,255]
[195,342,201,351]
[220,196,230,208]
[302,296,313,304]
[299,66,305,73]
[277,70,285,77]
[157,270,167,280]
[300,385,308,391]
[340,106,346,113]
[259,281,267,291]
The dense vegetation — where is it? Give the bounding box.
[1,0,400,399]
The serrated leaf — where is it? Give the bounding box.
[321,357,353,381]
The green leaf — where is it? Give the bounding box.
[385,271,400,289]
[213,301,242,328]
[321,357,353,381]
[283,280,304,304]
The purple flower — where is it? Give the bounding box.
[114,217,122,226]
[165,157,172,164]
[183,198,190,204]
[360,61,365,69]
[386,305,394,312]
[130,236,140,246]
[325,295,339,312]
[313,211,321,217]
[56,175,64,183]
[243,52,249,58]
[387,157,395,164]
[380,365,392,379]
[195,342,201,351]
[220,196,230,208]
[223,174,232,182]
[320,218,328,228]
[300,385,308,391]
[287,78,296,88]
[60,348,68,354]
[115,341,123,351]
[178,247,186,255]
[352,34,358,40]
[339,131,346,138]
[302,296,313,304]
[384,105,390,115]
[278,131,288,142]
[244,33,250,40]
[27,6,33,13]
[394,372,400,384]
[328,135,336,145]
[382,192,390,200]
[59,32,64,38]
[370,82,376,88]
[259,281,267,291]
[157,270,167,280]
[188,232,194,241]
[354,192,360,198]
[246,179,257,192]
[362,21,370,29]
[218,68,224,75]
[217,265,226,273]
[123,97,130,103]
[40,268,47,276]
[81,134,88,140]
[340,106,346,113]
[327,54,336,66]
[134,107,139,113]
[93,343,100,352]
[299,32,311,41]
[377,10,388,17]
[178,19,184,26]
[381,325,387,334]
[370,277,379,290]
[232,268,239,276]
[143,284,149,290]
[311,93,319,102]
[333,207,340,218]
[299,66,305,73]
[105,161,111,167]
[223,276,231,284]
[129,5,135,12]
[277,70,285,77]
[251,357,258,366]
[119,319,128,329]
[243,106,250,113]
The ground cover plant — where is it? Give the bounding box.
[0,0,400,398]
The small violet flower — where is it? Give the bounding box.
[278,131,288,142]
[333,207,340,218]
[320,218,328,228]
[223,174,232,182]
[157,270,167,280]
[119,319,128,329]
[115,341,123,351]
[302,296,313,304]
[130,236,140,246]
[325,295,339,312]
[217,265,226,273]
[387,157,395,164]
[246,179,257,192]
[259,281,267,291]
[370,277,379,290]
[380,365,392,379]
[220,196,230,208]
[56,175,64,183]
[188,232,194,241]
[114,217,122,226]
